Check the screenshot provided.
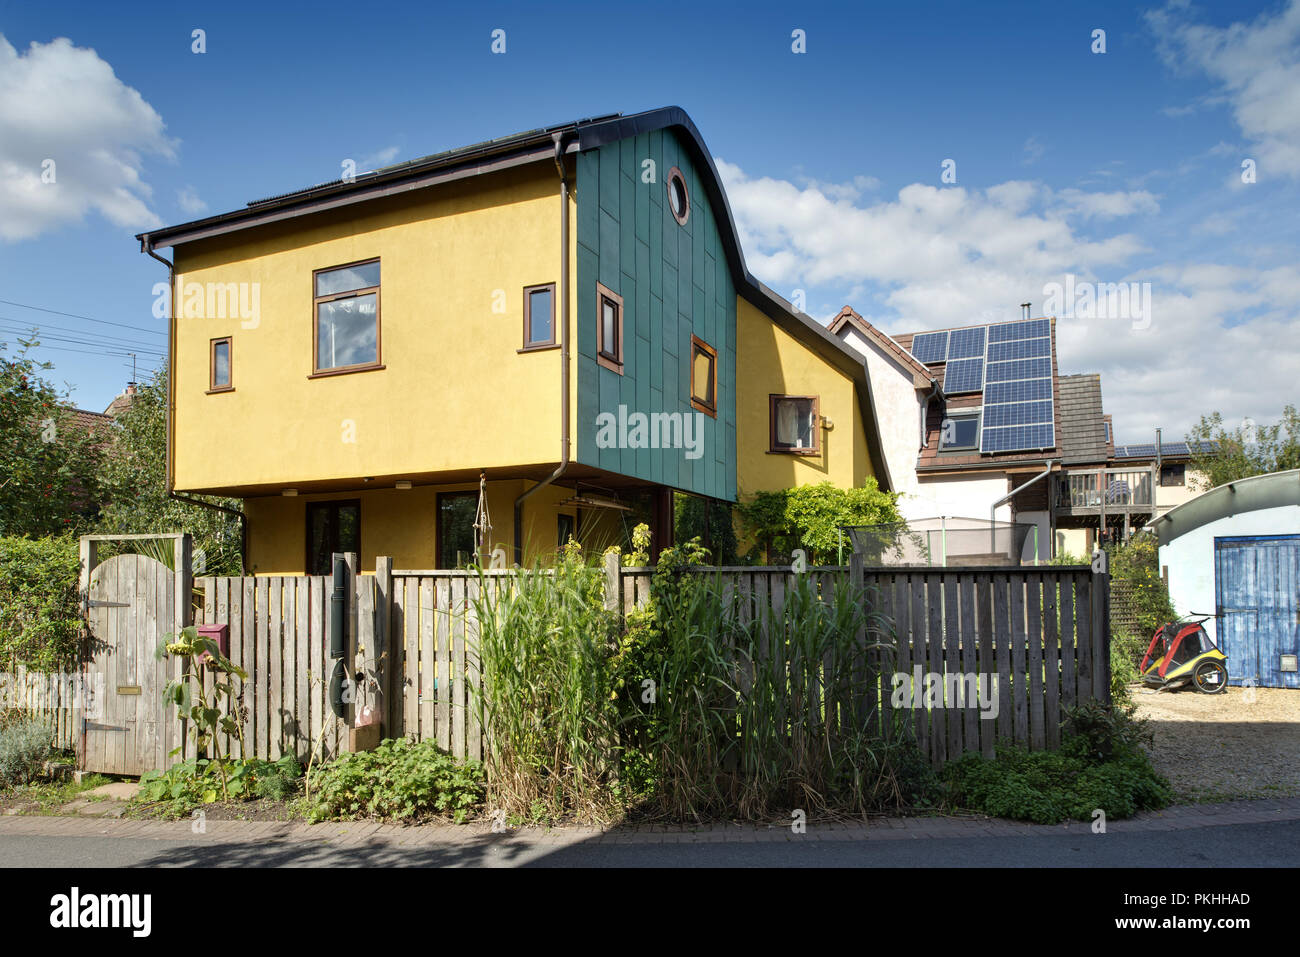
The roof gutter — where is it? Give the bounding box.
[141,238,248,573]
[512,132,574,564]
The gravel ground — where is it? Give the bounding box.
[1132,685,1300,803]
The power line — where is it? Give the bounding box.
[18,342,151,358]
[0,324,164,357]
[0,314,166,351]
[0,297,166,337]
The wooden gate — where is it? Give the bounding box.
[80,535,191,775]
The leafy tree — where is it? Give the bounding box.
[1186,404,1299,490]
[96,367,244,575]
[0,340,106,537]
[0,535,83,670]
[735,479,902,564]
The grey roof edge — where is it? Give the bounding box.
[1150,468,1300,545]
[136,105,894,491]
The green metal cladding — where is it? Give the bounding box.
[575,127,738,502]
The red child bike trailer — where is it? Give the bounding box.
[1140,613,1229,693]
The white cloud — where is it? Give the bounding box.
[714,158,1297,443]
[0,34,174,241]
[176,186,207,216]
[1148,0,1300,178]
[358,145,401,172]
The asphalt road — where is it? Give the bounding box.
[3,820,1298,867]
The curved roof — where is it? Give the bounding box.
[1151,468,1300,546]
[137,106,893,488]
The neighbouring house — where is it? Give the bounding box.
[1151,469,1300,688]
[832,307,1117,560]
[136,107,890,574]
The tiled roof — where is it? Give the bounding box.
[827,307,933,387]
[1056,374,1108,465]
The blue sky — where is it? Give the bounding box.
[1,0,1296,443]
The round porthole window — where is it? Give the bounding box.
[667,167,690,225]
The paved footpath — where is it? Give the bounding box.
[1,795,1298,867]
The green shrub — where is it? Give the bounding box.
[304,738,484,824]
[735,480,902,564]
[0,535,83,670]
[137,754,303,816]
[944,703,1170,824]
[0,716,53,788]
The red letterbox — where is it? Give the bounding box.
[195,624,229,664]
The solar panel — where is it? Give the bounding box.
[985,379,1053,403]
[988,318,1050,342]
[911,331,949,363]
[947,326,986,359]
[944,357,984,393]
[985,357,1051,382]
[981,424,1055,453]
[983,400,1053,428]
[987,338,1051,362]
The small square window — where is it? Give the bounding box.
[209,337,232,392]
[523,283,555,349]
[690,336,717,417]
[596,282,623,374]
[939,412,981,451]
[1160,463,1185,487]
[769,395,820,454]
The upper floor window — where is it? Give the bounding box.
[690,335,717,417]
[522,282,556,350]
[209,337,233,393]
[313,259,380,375]
[769,394,819,455]
[1160,463,1185,487]
[939,410,981,451]
[667,167,690,225]
[596,282,624,374]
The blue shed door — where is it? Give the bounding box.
[1214,535,1300,689]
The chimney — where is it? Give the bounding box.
[1020,302,1031,319]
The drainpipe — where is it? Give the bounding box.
[990,460,1056,562]
[920,378,940,448]
[513,132,573,563]
[142,239,249,572]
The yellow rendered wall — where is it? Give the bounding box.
[172,162,577,494]
[734,296,871,495]
[245,480,625,574]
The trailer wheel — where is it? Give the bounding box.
[1192,660,1228,694]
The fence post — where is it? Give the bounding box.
[1092,562,1109,704]
[604,550,621,613]
[374,556,393,737]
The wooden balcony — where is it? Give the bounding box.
[1055,467,1156,516]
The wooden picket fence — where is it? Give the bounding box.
[617,560,1110,764]
[4,553,1109,773]
[0,661,80,750]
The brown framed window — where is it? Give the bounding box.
[306,499,361,576]
[596,282,623,374]
[690,335,717,416]
[667,166,690,226]
[769,395,820,455]
[437,491,478,569]
[208,337,233,393]
[522,282,556,350]
[312,258,381,376]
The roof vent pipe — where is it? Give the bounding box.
[1020,302,1031,319]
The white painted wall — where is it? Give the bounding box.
[912,473,1012,523]
[1158,504,1300,648]
[839,327,929,511]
